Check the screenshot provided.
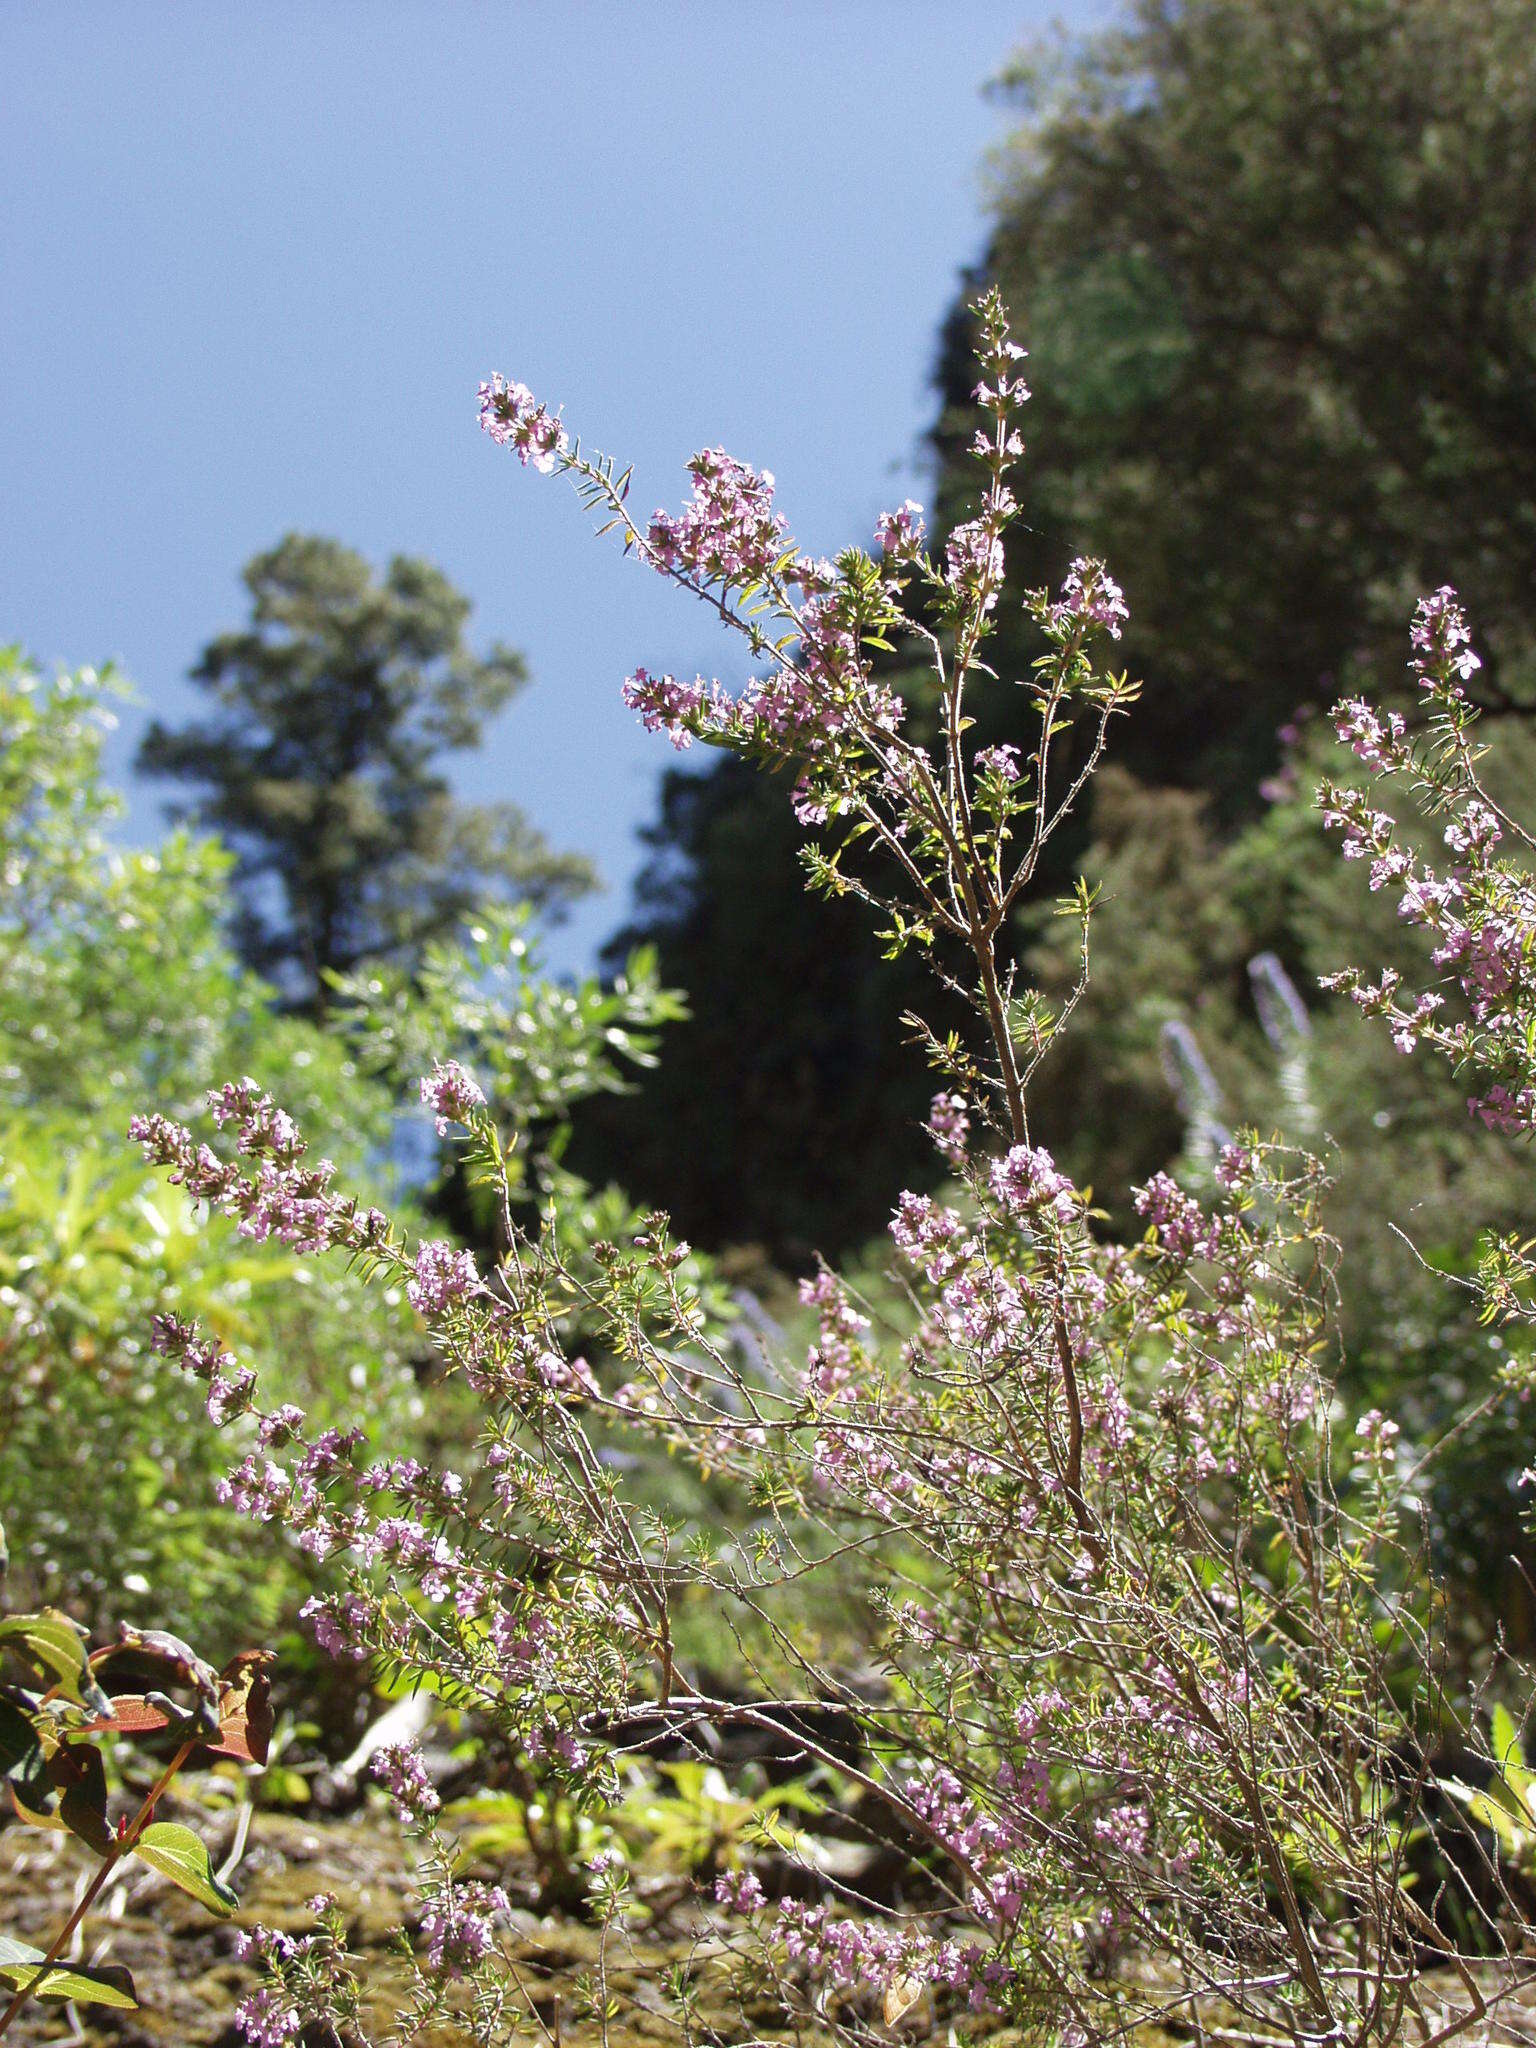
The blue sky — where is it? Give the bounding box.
[2,1,1109,973]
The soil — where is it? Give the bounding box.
[0,1800,834,2047]
[3,1803,1528,2046]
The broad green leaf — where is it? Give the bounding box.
[53,1741,112,1853]
[132,1820,238,1916]
[0,1611,100,1706]
[1446,1778,1535,1859]
[0,1935,138,2008]
[1491,1704,1536,1815]
[0,1697,42,1786]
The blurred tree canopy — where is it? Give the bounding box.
[0,648,423,1646]
[579,0,1536,1262]
[139,534,594,1011]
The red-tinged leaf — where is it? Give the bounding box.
[91,1629,220,1701]
[208,1651,274,1766]
[81,1694,174,1740]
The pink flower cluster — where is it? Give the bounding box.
[647,447,787,588]
[945,519,1005,611]
[233,1986,300,2046]
[620,667,727,750]
[1051,557,1129,640]
[407,1239,479,1316]
[1410,584,1482,689]
[129,1081,388,1258]
[875,498,926,558]
[989,1143,1076,1222]
[1322,591,1536,1130]
[1333,697,1408,773]
[777,1899,1003,2014]
[420,1059,485,1134]
[1134,1173,1219,1260]
[420,1883,511,1976]
[890,1190,969,1282]
[976,743,1022,785]
[927,1090,970,1164]
[372,1739,440,1822]
[477,375,567,471]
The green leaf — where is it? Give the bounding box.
[1491,1704,1536,1815]
[0,1610,103,1707]
[0,1697,42,1789]
[0,1935,138,2008]
[52,1741,112,1853]
[132,1820,238,1916]
[1445,1777,1535,1858]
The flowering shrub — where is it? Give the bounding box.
[126,296,1536,2043]
[1323,592,1536,1339]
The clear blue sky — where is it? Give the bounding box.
[2,2,1110,973]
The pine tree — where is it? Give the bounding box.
[140,534,593,1009]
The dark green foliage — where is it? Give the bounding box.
[568,758,940,1266]
[139,534,594,1009]
[935,0,1536,810]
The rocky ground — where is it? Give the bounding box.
[4,1802,1534,2047]
[0,1798,829,2047]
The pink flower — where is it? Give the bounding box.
[1133,1173,1217,1259]
[234,1987,300,2046]
[420,1884,510,1975]
[714,1869,766,1912]
[646,447,787,588]
[945,520,1005,609]
[976,743,1022,784]
[408,1240,478,1316]
[1410,585,1481,687]
[927,1091,970,1164]
[477,375,567,471]
[875,499,925,558]
[1053,557,1128,639]
[371,1740,440,1822]
[420,1060,485,1135]
[620,668,727,749]
[989,1143,1075,1221]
